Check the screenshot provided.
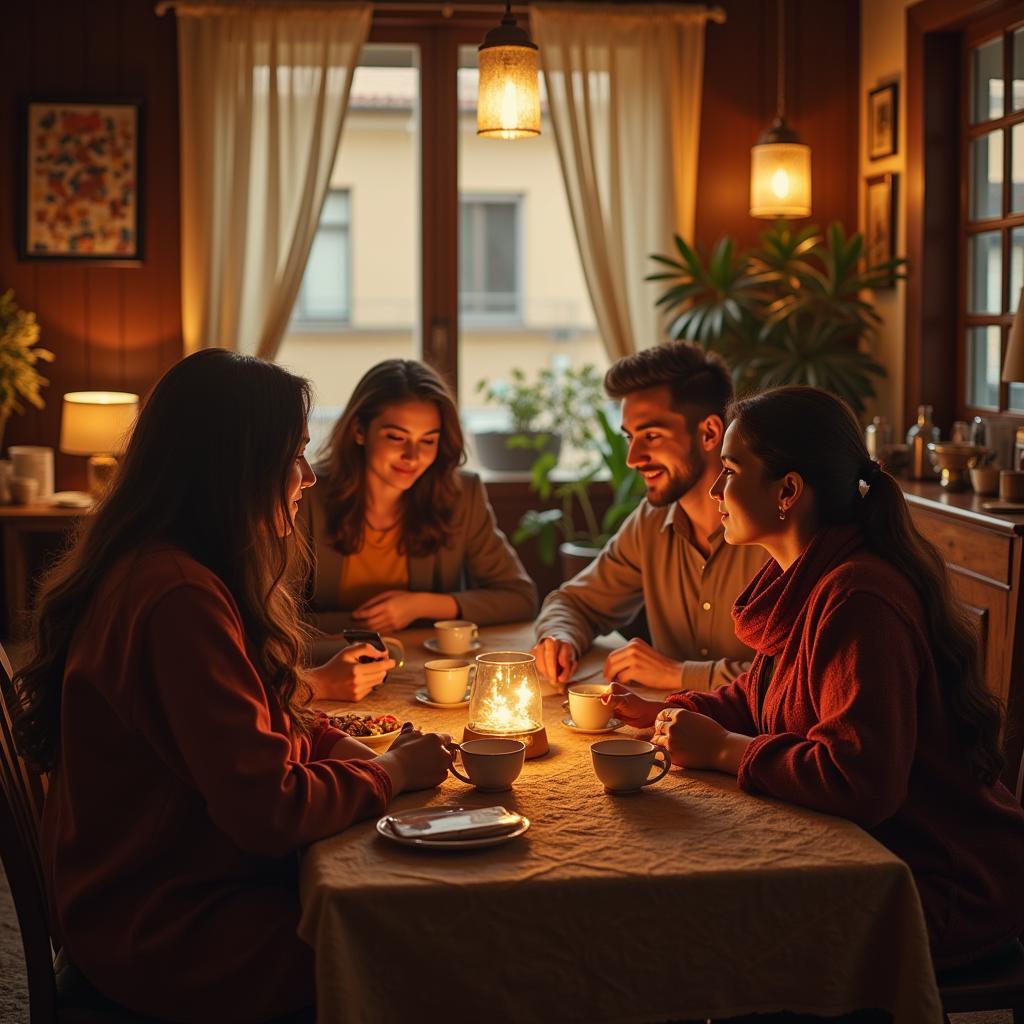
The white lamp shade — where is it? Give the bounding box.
[59,391,139,455]
[750,141,812,219]
[477,45,541,139]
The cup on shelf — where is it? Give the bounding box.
[9,476,39,506]
[970,465,1000,497]
[8,446,54,501]
[999,470,1024,503]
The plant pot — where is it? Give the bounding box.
[473,431,561,472]
[558,540,603,581]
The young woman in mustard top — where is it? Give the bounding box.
[301,360,536,699]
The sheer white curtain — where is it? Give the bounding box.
[175,4,370,358]
[530,5,721,360]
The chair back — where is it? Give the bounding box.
[0,641,59,1022]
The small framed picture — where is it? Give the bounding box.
[18,99,143,263]
[865,172,897,285]
[867,83,898,161]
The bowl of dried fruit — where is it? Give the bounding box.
[328,712,405,751]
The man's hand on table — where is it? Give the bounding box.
[603,638,683,690]
[602,682,667,729]
[651,706,752,774]
[376,729,453,794]
[531,636,579,685]
[310,643,395,702]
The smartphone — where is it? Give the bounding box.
[387,806,523,842]
[342,629,387,663]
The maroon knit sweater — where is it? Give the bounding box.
[668,524,1024,969]
[41,546,392,1021]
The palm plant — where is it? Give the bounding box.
[647,221,906,413]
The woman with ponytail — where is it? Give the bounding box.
[607,385,1024,969]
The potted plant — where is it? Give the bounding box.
[0,289,53,451]
[513,407,645,578]
[647,221,907,414]
[473,364,605,471]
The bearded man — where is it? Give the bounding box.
[532,341,767,691]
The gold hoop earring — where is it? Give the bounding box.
[778,505,787,521]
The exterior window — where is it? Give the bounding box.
[963,26,1024,413]
[293,190,351,326]
[459,196,521,323]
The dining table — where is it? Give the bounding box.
[299,622,943,1024]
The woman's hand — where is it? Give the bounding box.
[651,706,752,773]
[310,643,395,702]
[603,638,683,690]
[351,591,426,632]
[376,732,453,794]
[601,682,666,729]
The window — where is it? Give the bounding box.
[459,196,521,323]
[963,23,1024,412]
[292,189,352,326]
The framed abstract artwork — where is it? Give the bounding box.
[867,83,898,161]
[865,172,897,286]
[18,99,143,263]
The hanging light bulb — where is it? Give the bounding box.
[477,1,540,140]
[750,0,811,218]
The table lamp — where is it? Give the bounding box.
[464,651,549,758]
[59,391,139,497]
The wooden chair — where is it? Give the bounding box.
[0,641,161,1023]
[937,747,1024,1023]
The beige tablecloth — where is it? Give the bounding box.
[299,624,942,1024]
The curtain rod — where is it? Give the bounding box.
[156,1,726,22]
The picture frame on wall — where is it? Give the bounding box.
[868,83,898,160]
[18,99,143,263]
[865,172,897,287]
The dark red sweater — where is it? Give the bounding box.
[669,525,1024,968]
[41,546,392,1021]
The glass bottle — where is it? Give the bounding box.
[864,415,892,459]
[906,405,940,480]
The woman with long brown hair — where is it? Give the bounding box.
[607,385,1024,970]
[13,349,452,1021]
[302,359,536,691]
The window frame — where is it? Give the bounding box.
[291,187,353,330]
[459,191,524,327]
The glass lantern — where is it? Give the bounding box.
[464,651,549,758]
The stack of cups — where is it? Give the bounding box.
[8,445,55,503]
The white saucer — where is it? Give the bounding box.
[51,491,93,508]
[415,687,471,709]
[423,638,482,655]
[561,715,622,735]
[376,815,530,850]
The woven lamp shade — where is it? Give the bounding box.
[750,137,812,219]
[477,45,540,139]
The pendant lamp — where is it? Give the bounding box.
[750,0,811,218]
[477,1,540,140]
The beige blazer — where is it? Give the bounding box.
[300,469,537,633]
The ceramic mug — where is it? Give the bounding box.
[565,683,612,731]
[9,476,39,506]
[447,738,526,792]
[433,619,479,654]
[970,465,1000,497]
[380,635,406,669]
[424,659,474,704]
[591,739,672,795]
[1000,470,1024,502]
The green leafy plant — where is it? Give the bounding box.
[647,221,907,413]
[0,290,54,449]
[474,364,605,449]
[513,408,645,566]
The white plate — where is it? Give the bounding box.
[560,715,623,735]
[51,491,93,509]
[415,687,470,709]
[330,717,404,751]
[376,814,530,850]
[423,638,482,655]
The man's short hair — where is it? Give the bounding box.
[604,340,733,425]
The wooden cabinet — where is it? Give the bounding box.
[903,482,1024,789]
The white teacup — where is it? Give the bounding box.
[433,619,479,654]
[424,659,474,704]
[566,683,612,731]
[591,739,672,795]
[448,738,526,792]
